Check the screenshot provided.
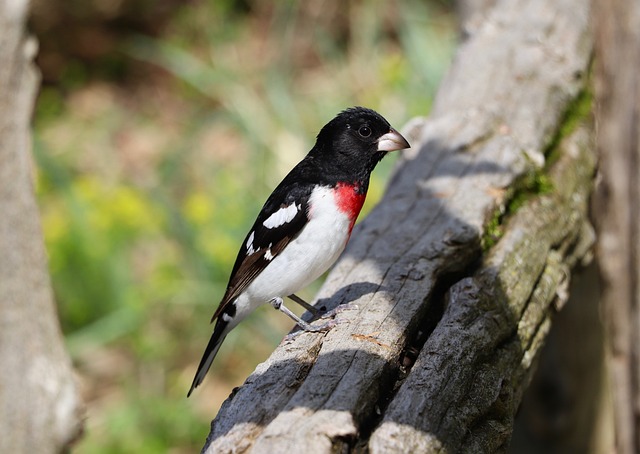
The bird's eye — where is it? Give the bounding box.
[358,126,372,137]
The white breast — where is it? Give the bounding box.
[239,185,351,309]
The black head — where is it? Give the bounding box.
[310,107,410,181]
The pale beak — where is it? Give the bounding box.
[377,128,410,152]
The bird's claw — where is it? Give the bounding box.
[284,318,340,342]
[318,302,359,319]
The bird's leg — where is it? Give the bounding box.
[270,297,335,332]
[288,294,358,319]
[288,294,320,317]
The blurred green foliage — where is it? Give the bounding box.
[33,0,456,452]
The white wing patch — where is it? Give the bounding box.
[246,231,256,255]
[264,249,274,261]
[263,203,299,229]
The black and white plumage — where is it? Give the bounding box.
[188,107,410,396]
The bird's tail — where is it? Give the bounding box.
[187,320,229,397]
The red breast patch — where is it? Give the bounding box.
[334,183,366,234]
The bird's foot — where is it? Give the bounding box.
[318,302,359,320]
[284,319,339,342]
[271,296,345,342]
[281,303,358,342]
[288,294,359,321]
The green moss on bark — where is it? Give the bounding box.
[482,84,592,252]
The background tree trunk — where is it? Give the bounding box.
[201,0,594,452]
[593,0,640,452]
[0,0,83,452]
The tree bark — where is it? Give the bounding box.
[593,0,640,452]
[202,0,593,452]
[0,0,83,452]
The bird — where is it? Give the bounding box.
[188,107,410,396]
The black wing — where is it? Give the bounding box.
[211,183,313,321]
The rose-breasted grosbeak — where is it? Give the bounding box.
[188,107,409,396]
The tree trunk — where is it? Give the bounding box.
[0,1,83,452]
[593,0,640,452]
[202,0,593,452]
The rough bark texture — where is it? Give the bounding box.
[593,0,640,452]
[202,0,593,452]
[0,0,83,452]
